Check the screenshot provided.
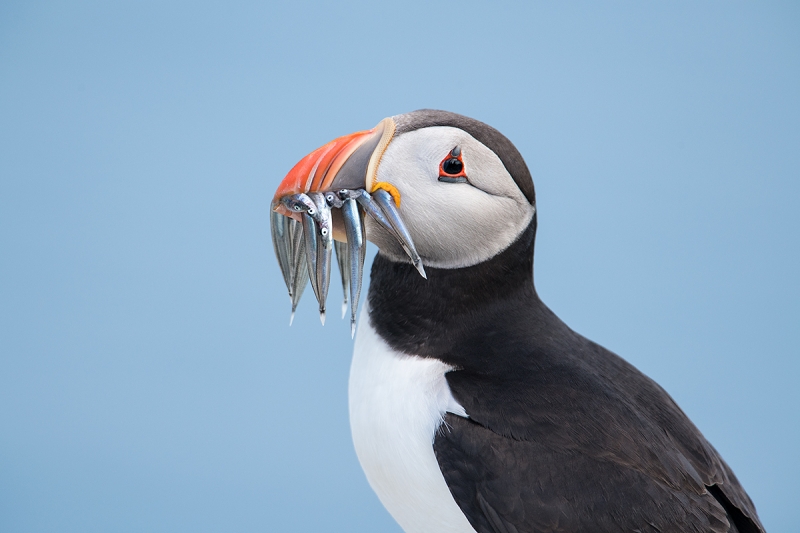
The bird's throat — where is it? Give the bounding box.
[366,218,541,362]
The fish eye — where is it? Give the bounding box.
[293,205,301,210]
[308,208,315,214]
[321,228,328,236]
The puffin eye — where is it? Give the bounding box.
[442,158,463,175]
[438,146,468,183]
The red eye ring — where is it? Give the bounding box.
[438,146,468,183]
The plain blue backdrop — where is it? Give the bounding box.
[1,1,798,531]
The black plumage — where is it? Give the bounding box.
[368,220,763,532]
[366,108,765,531]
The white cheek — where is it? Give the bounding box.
[402,185,528,267]
[376,127,534,269]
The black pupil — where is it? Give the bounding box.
[442,158,462,175]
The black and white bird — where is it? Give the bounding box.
[270,110,764,533]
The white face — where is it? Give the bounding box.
[367,126,535,269]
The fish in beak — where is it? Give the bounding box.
[270,117,426,336]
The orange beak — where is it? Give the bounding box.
[272,117,395,220]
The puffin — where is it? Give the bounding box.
[270,110,765,533]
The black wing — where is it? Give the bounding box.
[434,340,764,533]
[366,221,764,533]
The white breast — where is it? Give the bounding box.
[348,308,477,533]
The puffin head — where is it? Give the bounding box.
[274,110,536,267]
[271,110,537,329]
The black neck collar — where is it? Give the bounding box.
[366,217,557,364]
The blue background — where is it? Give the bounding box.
[1,1,798,531]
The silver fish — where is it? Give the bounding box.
[341,197,365,337]
[370,189,426,278]
[308,192,332,324]
[352,190,394,236]
[280,193,317,217]
[324,191,344,209]
[289,216,304,269]
[273,186,425,331]
[317,242,331,325]
[289,223,308,325]
[301,211,319,303]
[270,211,294,297]
[353,190,421,274]
[283,192,334,246]
[334,240,350,319]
